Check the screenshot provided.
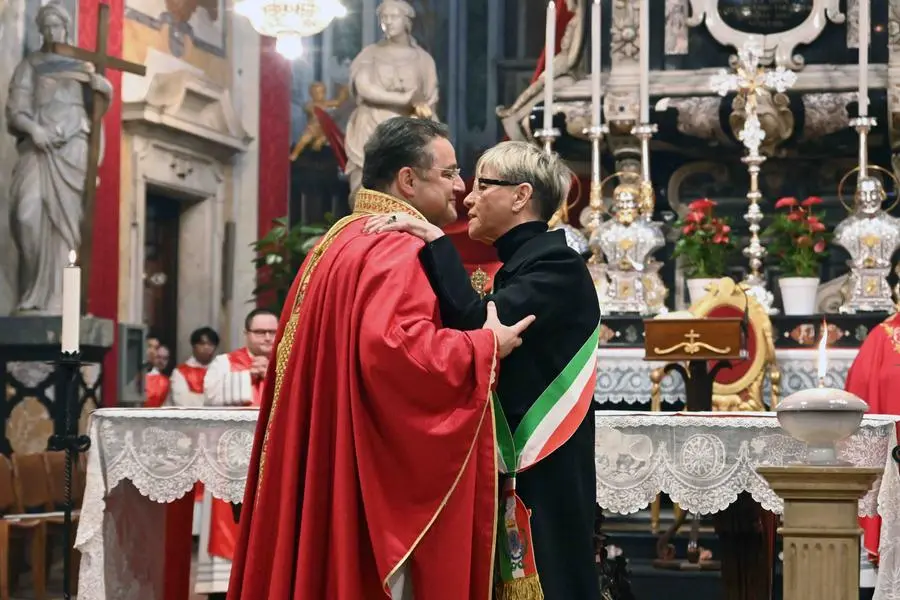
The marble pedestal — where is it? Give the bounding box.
[0,315,114,454]
[757,466,883,600]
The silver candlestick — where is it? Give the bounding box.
[584,124,608,263]
[631,122,659,221]
[534,127,561,155]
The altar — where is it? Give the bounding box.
[75,407,257,600]
[595,411,900,600]
[76,405,900,599]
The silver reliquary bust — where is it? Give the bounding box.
[835,175,900,313]
[593,178,667,314]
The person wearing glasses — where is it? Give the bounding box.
[228,117,535,600]
[366,140,602,600]
[204,308,278,408]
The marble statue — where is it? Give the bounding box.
[593,179,667,314]
[6,1,111,314]
[344,0,438,202]
[834,176,900,313]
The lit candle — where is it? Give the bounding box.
[639,0,650,123]
[816,320,828,387]
[858,0,869,116]
[62,250,80,354]
[591,0,602,127]
[543,0,556,132]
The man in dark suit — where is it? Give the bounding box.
[365,140,601,600]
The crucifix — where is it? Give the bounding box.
[709,44,797,314]
[49,3,146,302]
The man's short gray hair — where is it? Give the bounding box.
[475,141,573,222]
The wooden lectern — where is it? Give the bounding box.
[644,317,746,411]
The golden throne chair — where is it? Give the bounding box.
[648,277,781,533]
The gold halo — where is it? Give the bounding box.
[837,165,900,213]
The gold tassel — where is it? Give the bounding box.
[495,574,544,600]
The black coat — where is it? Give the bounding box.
[420,221,601,600]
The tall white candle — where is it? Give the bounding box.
[543,0,556,132]
[858,0,870,116]
[639,0,650,123]
[591,0,602,126]
[62,250,80,354]
[816,321,828,383]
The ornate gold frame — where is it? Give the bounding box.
[688,278,780,411]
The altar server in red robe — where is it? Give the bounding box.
[204,309,276,408]
[846,312,900,565]
[144,345,171,407]
[170,327,219,407]
[202,310,275,563]
[227,117,534,600]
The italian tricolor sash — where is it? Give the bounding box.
[494,324,600,600]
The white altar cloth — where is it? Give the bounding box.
[594,411,900,599]
[75,407,258,600]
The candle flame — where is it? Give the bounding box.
[68,250,77,266]
[817,319,828,384]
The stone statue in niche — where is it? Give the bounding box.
[344,0,439,203]
[6,1,111,314]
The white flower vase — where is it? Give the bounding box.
[687,278,717,304]
[779,277,820,315]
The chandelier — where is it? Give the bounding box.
[234,0,347,59]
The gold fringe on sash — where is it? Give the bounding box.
[495,574,544,600]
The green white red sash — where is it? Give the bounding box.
[494,324,599,599]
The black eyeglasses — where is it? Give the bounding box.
[477,177,524,188]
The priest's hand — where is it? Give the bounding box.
[482,301,535,358]
[362,213,445,243]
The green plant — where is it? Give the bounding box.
[252,216,332,311]
[762,196,829,278]
[672,198,736,278]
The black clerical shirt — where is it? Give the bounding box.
[420,221,601,600]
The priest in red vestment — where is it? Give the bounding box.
[144,345,171,407]
[228,117,534,600]
[845,312,900,565]
[202,310,276,564]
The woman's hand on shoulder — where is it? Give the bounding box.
[362,213,445,243]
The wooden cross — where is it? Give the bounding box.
[49,3,146,302]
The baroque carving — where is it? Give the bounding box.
[496,0,584,140]
[728,89,794,156]
[800,93,854,141]
[890,1,900,47]
[847,0,859,48]
[611,0,639,62]
[665,0,689,55]
[656,96,727,143]
[686,0,845,69]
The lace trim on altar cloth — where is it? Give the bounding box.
[594,412,900,600]
[76,409,260,600]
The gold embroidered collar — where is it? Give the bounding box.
[354,188,427,221]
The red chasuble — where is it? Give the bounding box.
[227,190,500,600]
[846,313,900,561]
[209,348,265,561]
[144,372,170,408]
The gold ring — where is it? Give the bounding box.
[837,165,900,213]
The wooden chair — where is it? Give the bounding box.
[0,454,48,600]
[42,451,83,595]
